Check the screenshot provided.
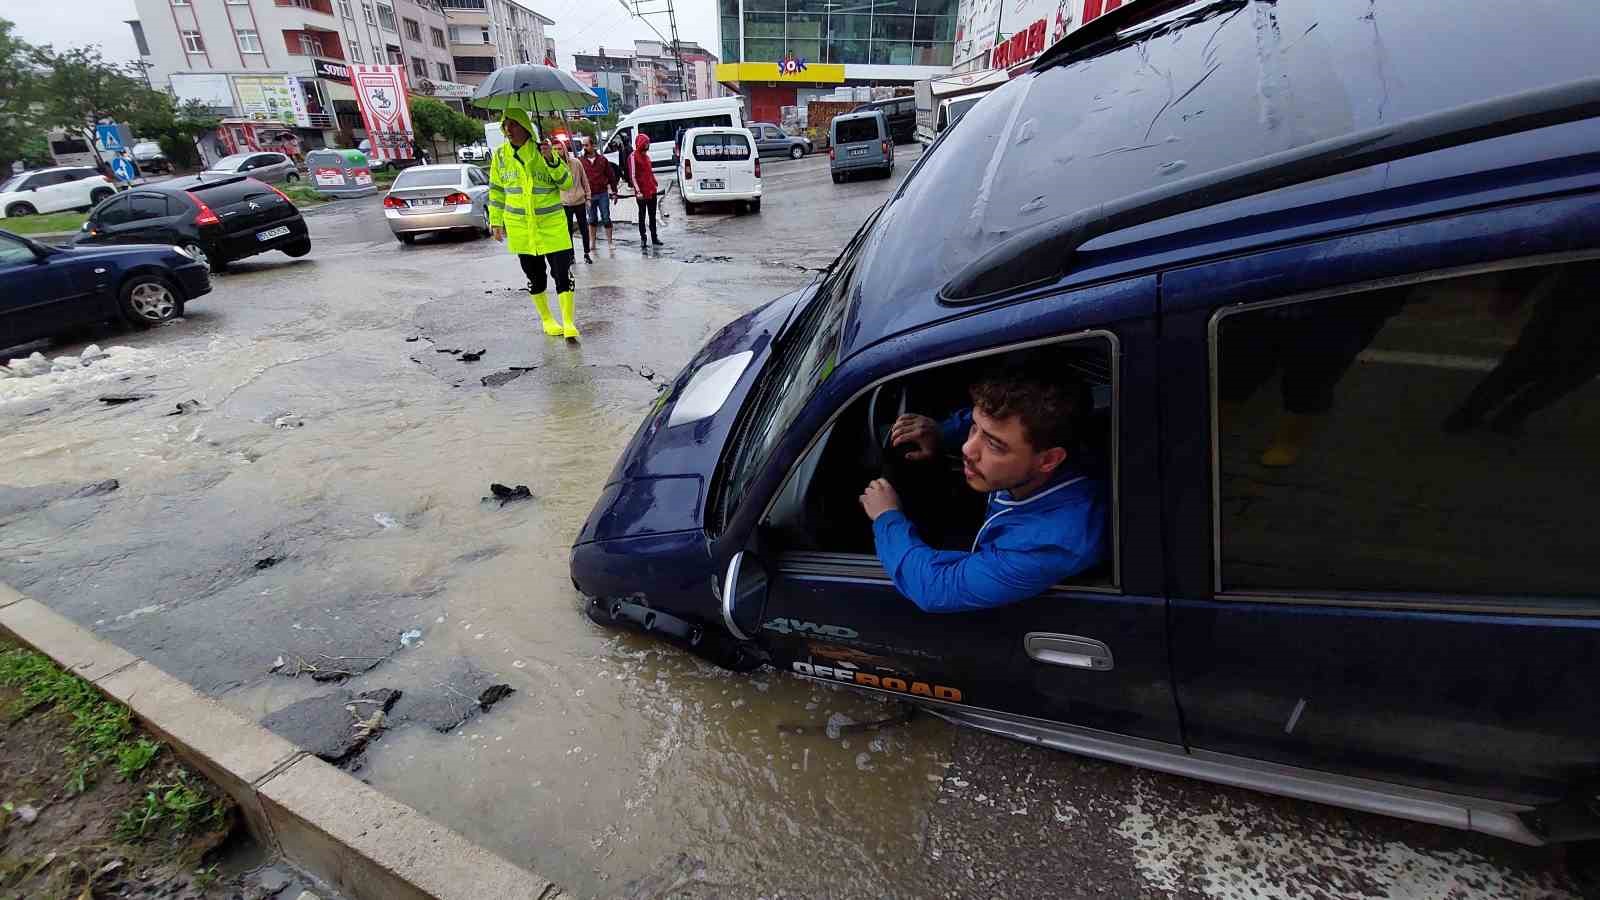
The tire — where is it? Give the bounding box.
[90,188,113,205]
[831,173,841,184]
[182,242,211,271]
[118,274,183,329]
[5,202,36,217]
[285,172,300,183]
[789,145,804,160]
[282,238,311,258]
[683,200,697,215]
[749,198,761,213]
[397,232,415,244]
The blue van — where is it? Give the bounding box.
[572,0,1600,846]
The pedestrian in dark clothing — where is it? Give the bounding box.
[630,134,662,247]
[579,139,616,245]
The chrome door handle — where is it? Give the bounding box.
[1025,633,1114,671]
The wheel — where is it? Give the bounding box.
[118,274,183,329]
[282,238,311,258]
[90,188,113,205]
[831,173,841,184]
[477,208,491,237]
[749,198,761,213]
[182,242,211,270]
[790,145,804,160]
[285,172,300,183]
[683,200,697,215]
[5,202,35,217]
[396,232,415,244]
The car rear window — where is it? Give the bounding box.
[834,118,880,145]
[393,169,463,188]
[692,134,751,160]
[189,178,270,204]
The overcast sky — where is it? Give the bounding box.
[6,0,721,71]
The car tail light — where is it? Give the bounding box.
[265,182,293,205]
[754,157,760,178]
[683,159,692,180]
[882,140,890,157]
[383,194,406,209]
[444,192,470,205]
[829,147,836,160]
[188,192,221,226]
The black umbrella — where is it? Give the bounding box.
[471,64,597,116]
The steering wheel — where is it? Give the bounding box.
[864,382,912,471]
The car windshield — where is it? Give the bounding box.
[0,174,25,193]
[716,210,880,525]
[393,169,462,188]
[209,154,251,171]
[945,97,980,127]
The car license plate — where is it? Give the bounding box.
[410,198,443,207]
[257,226,290,241]
[700,179,725,190]
[849,147,868,157]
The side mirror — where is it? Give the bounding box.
[721,551,768,641]
[80,221,90,232]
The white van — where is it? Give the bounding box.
[605,97,745,173]
[677,126,760,215]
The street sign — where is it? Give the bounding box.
[96,124,128,152]
[581,87,610,117]
[109,157,137,182]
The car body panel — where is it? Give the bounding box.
[0,167,111,217]
[382,165,490,235]
[829,113,892,175]
[679,128,761,206]
[78,176,308,266]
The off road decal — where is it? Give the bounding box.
[792,662,963,703]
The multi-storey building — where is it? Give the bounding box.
[444,0,555,98]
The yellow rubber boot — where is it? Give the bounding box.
[559,291,580,341]
[531,293,562,336]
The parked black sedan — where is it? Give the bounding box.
[0,229,210,349]
[75,175,310,272]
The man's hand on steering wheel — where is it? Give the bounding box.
[889,414,940,462]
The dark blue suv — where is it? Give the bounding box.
[572,0,1600,846]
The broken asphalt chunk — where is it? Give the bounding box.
[98,393,151,405]
[166,399,204,416]
[485,483,533,506]
[460,349,485,362]
[478,684,514,710]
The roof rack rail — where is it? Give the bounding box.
[941,75,1600,304]
[1031,0,1203,73]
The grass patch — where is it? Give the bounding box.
[0,643,133,793]
[116,769,226,841]
[3,210,86,236]
[374,168,400,187]
[281,184,329,207]
[116,737,162,781]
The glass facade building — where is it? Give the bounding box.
[720,0,956,68]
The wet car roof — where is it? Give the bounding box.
[841,0,1600,358]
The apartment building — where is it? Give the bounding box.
[443,0,554,93]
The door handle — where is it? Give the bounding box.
[1025,633,1114,671]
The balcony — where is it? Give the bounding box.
[275,0,335,15]
[283,29,345,60]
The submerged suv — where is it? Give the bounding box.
[572,0,1600,849]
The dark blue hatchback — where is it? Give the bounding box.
[573,0,1600,845]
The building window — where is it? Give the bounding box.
[440,0,486,8]
[430,26,445,48]
[340,0,353,16]
[362,1,376,24]
[226,0,249,5]
[387,44,403,64]
[403,17,421,40]
[237,28,263,52]
[1214,260,1600,600]
[436,61,451,80]
[481,25,491,44]
[171,0,189,5]
[349,40,364,61]
[299,32,324,55]
[182,30,205,52]
[376,2,397,30]
[453,55,495,73]
[411,56,427,78]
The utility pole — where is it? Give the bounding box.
[616,0,687,100]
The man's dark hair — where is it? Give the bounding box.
[969,365,1086,453]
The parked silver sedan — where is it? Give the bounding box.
[203,151,301,184]
[382,164,492,244]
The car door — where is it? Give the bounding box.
[85,195,135,244]
[752,126,774,157]
[722,274,1182,742]
[1161,203,1600,809]
[466,166,490,214]
[0,233,98,346]
[33,171,78,214]
[120,193,181,245]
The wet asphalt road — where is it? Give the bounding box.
[1,149,1588,899]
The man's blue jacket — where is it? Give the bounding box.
[870,410,1108,613]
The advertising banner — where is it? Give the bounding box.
[953,0,1005,71]
[233,75,311,127]
[351,64,415,162]
[170,73,234,110]
[957,0,1139,72]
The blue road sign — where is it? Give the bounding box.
[96,124,126,152]
[581,87,610,117]
[109,157,137,182]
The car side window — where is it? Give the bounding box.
[1214,259,1600,600]
[0,234,35,266]
[95,196,133,225]
[763,335,1118,589]
[129,194,170,220]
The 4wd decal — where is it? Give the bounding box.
[762,618,859,639]
[792,662,963,703]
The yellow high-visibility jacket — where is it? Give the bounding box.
[488,139,574,257]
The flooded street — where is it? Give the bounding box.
[1,152,1584,898]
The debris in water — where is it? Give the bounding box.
[485,483,533,506]
[405,335,420,342]
[271,656,286,673]
[481,369,529,387]
[254,556,281,570]
[373,513,400,529]
[97,393,151,404]
[274,414,305,429]
[400,629,423,648]
[166,399,204,416]
[70,479,120,498]
[460,349,485,362]
[478,684,515,710]
[81,344,108,363]
[13,804,38,826]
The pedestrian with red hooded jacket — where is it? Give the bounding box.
[629,134,662,247]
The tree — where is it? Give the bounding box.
[409,96,484,157]
[0,19,41,173]
[32,42,148,172]
[126,93,218,170]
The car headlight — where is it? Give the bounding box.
[172,244,194,259]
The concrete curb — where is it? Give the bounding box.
[0,582,565,900]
